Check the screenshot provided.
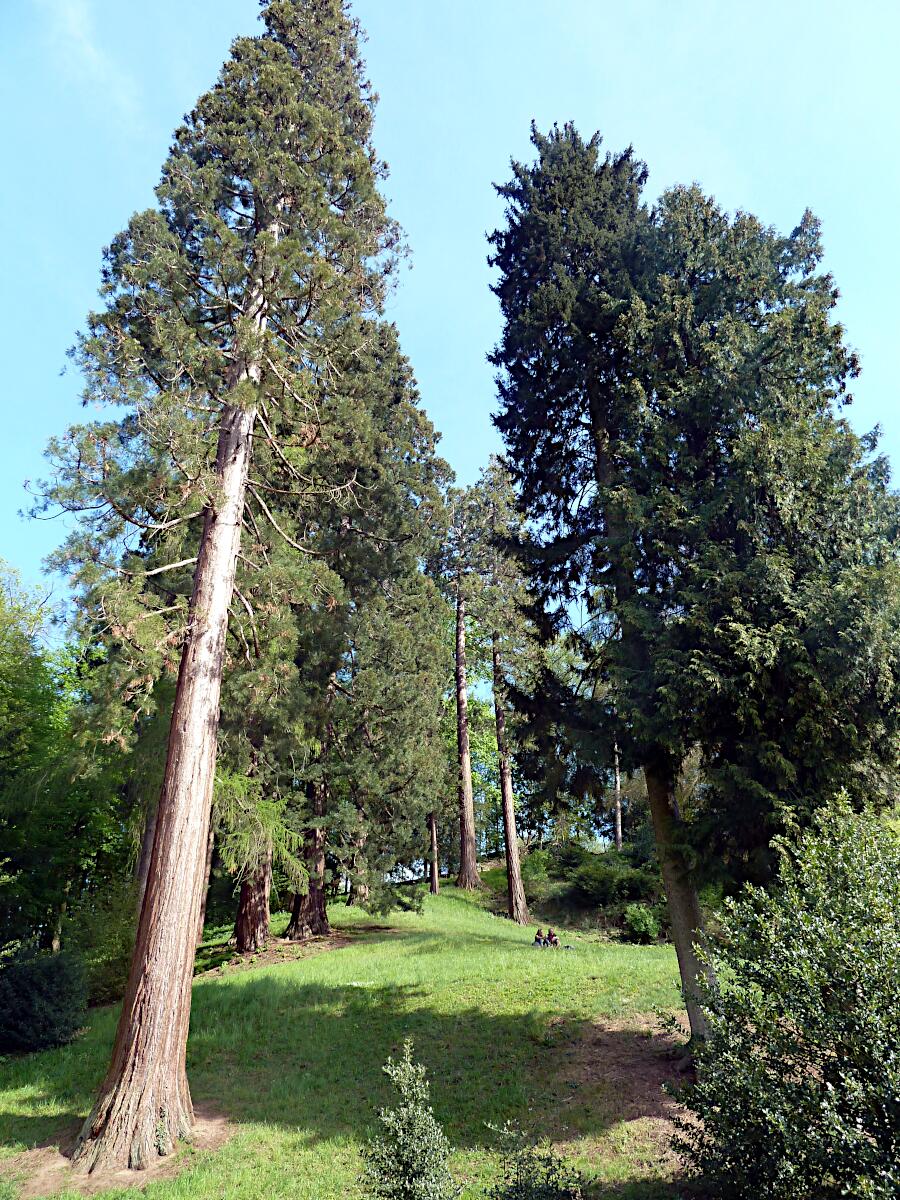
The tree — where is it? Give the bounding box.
[37,0,399,1170]
[489,124,900,1040]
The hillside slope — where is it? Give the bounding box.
[0,889,686,1200]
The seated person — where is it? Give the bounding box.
[546,928,560,947]
[533,928,545,946]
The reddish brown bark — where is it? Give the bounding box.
[286,783,330,940]
[428,811,440,895]
[492,635,529,924]
[455,580,479,889]
[234,847,272,954]
[72,400,257,1173]
[134,800,158,913]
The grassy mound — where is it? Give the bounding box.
[0,889,685,1199]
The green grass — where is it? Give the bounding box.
[0,888,684,1199]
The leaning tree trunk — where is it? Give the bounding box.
[613,741,623,852]
[286,782,330,940]
[196,820,215,947]
[455,579,480,889]
[428,811,440,895]
[492,635,528,924]
[643,759,712,1042]
[234,846,272,954]
[72,401,258,1173]
[134,799,158,914]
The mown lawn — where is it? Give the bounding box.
[0,888,685,1199]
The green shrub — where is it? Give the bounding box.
[567,850,656,908]
[489,1125,583,1200]
[622,902,660,943]
[678,803,900,1199]
[363,1040,458,1200]
[0,949,87,1052]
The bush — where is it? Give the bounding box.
[489,1125,582,1200]
[678,803,900,1199]
[0,949,87,1052]
[362,1040,458,1200]
[567,850,656,908]
[622,902,660,943]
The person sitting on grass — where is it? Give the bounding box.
[533,928,546,947]
[546,928,560,948]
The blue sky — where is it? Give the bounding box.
[2,0,898,589]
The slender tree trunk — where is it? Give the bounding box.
[196,821,215,947]
[234,846,272,954]
[72,399,256,1172]
[455,579,479,889]
[50,880,71,953]
[134,799,158,913]
[428,811,440,895]
[613,741,623,852]
[643,759,711,1042]
[492,635,528,924]
[286,782,331,940]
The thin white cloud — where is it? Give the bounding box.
[34,0,140,125]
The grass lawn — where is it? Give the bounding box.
[0,887,686,1199]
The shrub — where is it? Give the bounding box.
[622,902,660,943]
[678,803,900,1199]
[362,1040,458,1200]
[567,850,656,908]
[489,1125,582,1200]
[0,949,87,1052]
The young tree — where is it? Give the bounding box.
[37,0,399,1170]
[490,124,900,1040]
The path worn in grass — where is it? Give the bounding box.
[0,889,687,1199]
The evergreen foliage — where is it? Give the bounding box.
[0,950,87,1053]
[678,804,900,1198]
[362,1040,459,1200]
[488,1125,583,1200]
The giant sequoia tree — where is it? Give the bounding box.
[37,0,399,1170]
[490,125,900,1040]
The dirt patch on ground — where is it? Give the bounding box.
[195,922,402,977]
[553,1012,694,1172]
[2,1104,232,1199]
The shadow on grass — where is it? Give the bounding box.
[0,923,683,1196]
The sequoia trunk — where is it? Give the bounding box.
[234,847,272,954]
[644,759,711,1042]
[492,635,528,924]
[286,783,330,940]
[72,400,257,1172]
[455,579,479,889]
[428,811,440,894]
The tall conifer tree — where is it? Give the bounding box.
[490,125,900,1040]
[37,0,399,1169]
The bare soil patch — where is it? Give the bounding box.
[554,1012,693,1174]
[2,1104,232,1199]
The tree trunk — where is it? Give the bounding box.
[50,880,71,953]
[428,811,440,895]
[134,799,158,913]
[234,846,272,954]
[644,759,711,1042]
[286,782,330,940]
[613,741,623,852]
[196,821,215,947]
[72,399,258,1173]
[455,579,479,889]
[492,635,528,924]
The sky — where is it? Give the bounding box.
[1,0,898,590]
